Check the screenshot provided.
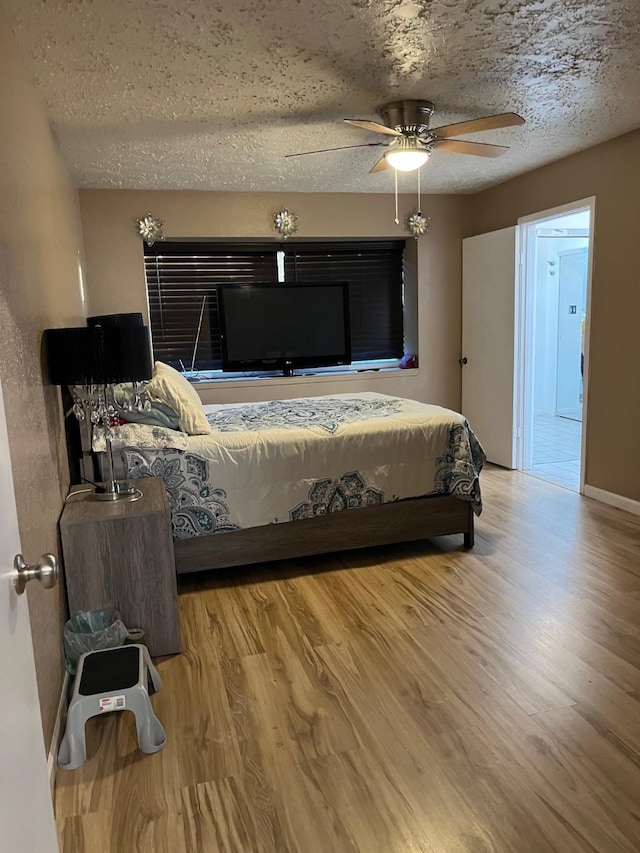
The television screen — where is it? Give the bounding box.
[217,282,351,375]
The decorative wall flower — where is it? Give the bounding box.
[273,208,299,239]
[136,213,164,246]
[406,211,429,239]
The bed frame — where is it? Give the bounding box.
[173,493,474,575]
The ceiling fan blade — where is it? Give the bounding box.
[432,139,509,158]
[369,156,389,173]
[430,112,525,139]
[286,142,386,158]
[344,119,403,137]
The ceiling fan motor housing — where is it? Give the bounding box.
[378,100,435,134]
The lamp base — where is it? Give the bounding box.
[91,480,142,502]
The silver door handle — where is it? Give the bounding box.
[13,553,59,596]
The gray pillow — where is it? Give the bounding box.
[117,399,181,430]
[109,383,181,430]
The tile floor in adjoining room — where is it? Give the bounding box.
[527,412,582,491]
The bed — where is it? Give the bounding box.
[106,391,486,574]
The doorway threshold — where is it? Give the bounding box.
[524,463,580,492]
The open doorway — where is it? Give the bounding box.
[517,200,594,492]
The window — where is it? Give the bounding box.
[283,242,404,362]
[144,243,277,371]
[143,240,405,374]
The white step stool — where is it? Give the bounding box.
[58,644,166,771]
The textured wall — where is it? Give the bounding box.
[79,190,468,411]
[0,17,86,746]
[468,128,640,502]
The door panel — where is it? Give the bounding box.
[462,227,517,468]
[556,248,588,419]
[0,378,59,852]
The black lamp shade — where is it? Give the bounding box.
[93,325,153,383]
[45,325,153,386]
[45,328,96,386]
[88,313,144,329]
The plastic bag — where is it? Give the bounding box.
[63,609,129,675]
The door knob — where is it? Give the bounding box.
[459,357,468,365]
[13,553,59,596]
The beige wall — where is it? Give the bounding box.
[0,18,86,746]
[78,133,640,504]
[468,128,640,502]
[79,190,468,411]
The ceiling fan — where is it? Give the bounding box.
[286,100,525,173]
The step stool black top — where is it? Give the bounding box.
[79,646,140,695]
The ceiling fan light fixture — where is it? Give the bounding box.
[384,144,430,172]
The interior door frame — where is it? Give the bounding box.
[515,196,596,494]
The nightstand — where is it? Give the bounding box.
[59,476,182,656]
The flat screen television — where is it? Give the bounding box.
[217,282,351,375]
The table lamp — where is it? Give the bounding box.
[45,322,152,500]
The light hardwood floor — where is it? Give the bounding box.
[55,466,640,852]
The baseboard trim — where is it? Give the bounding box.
[584,485,640,516]
[48,670,70,798]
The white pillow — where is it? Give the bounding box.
[145,362,210,435]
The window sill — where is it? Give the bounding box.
[189,366,419,391]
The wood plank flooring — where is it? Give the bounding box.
[55,466,640,852]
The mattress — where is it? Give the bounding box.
[109,392,486,540]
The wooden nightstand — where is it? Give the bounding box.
[59,476,182,656]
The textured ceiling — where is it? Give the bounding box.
[5,0,640,193]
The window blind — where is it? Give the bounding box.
[143,239,405,371]
[144,243,278,370]
[283,241,404,361]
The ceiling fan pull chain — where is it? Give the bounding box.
[394,169,399,224]
[417,168,421,214]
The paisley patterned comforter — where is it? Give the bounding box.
[112,392,486,540]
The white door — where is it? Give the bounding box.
[461,227,517,468]
[556,248,588,418]
[0,378,60,852]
